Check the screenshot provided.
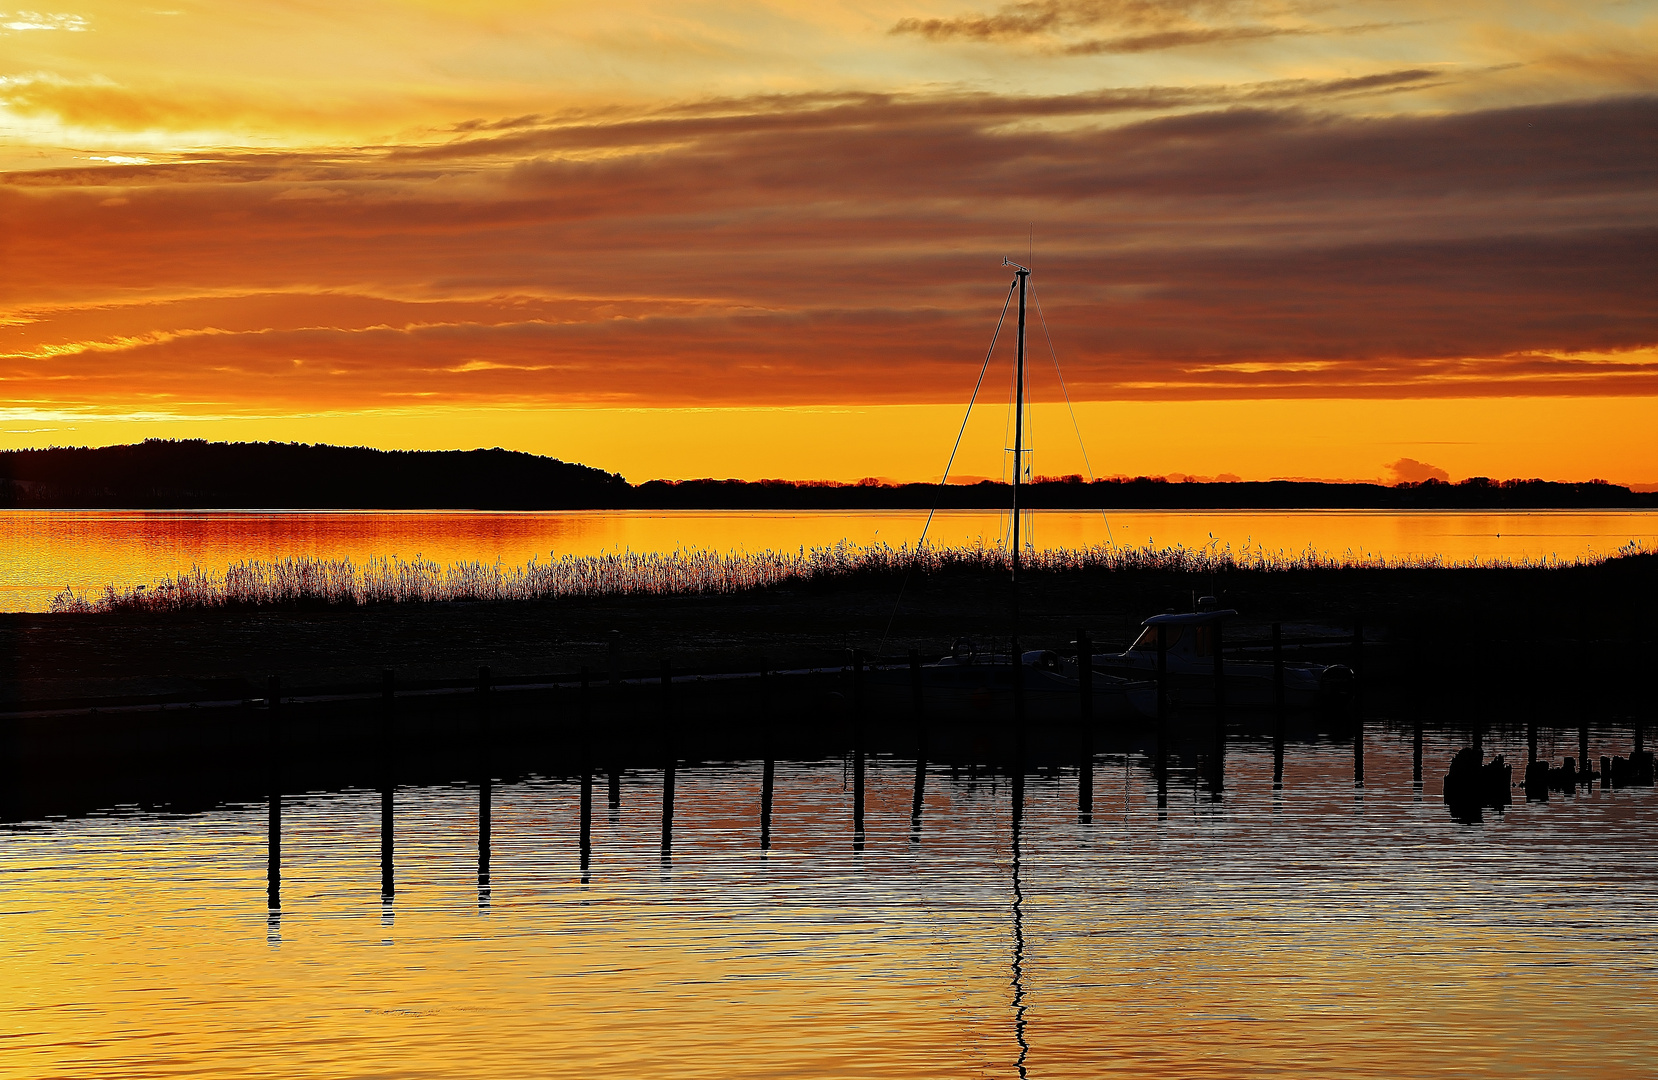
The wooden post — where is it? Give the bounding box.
[1271,622,1285,722]
[909,649,926,759]
[1078,629,1093,820]
[579,767,592,881]
[660,658,674,860]
[1271,623,1285,788]
[1354,714,1365,788]
[476,664,492,759]
[477,775,491,892]
[1351,617,1365,750]
[761,758,775,851]
[381,668,395,741]
[853,746,866,845]
[267,674,281,912]
[852,649,866,848]
[1212,619,1226,794]
[477,664,492,893]
[380,785,394,901]
[1156,625,1168,776]
[910,754,926,836]
[381,669,394,900]
[1579,719,1590,776]
[1527,710,1538,765]
[1413,716,1424,787]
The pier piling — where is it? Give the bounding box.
[909,649,926,758]
[266,674,281,912]
[761,757,775,851]
[1271,624,1286,788]
[476,665,492,897]
[380,671,394,899]
[1156,626,1169,777]
[1354,715,1365,788]
[910,755,926,837]
[853,650,866,850]
[381,784,394,900]
[477,776,491,895]
[580,767,592,881]
[476,664,492,764]
[661,658,674,861]
[1212,620,1226,795]
[1413,716,1424,787]
[853,748,866,849]
[1078,628,1093,821]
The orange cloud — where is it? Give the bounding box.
[2,89,1654,416]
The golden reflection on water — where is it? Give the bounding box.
[2,509,1656,610]
[2,732,1656,1078]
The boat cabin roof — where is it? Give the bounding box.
[1141,609,1237,627]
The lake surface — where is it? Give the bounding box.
[3,509,1656,611]
[3,728,1655,1079]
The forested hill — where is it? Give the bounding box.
[0,441,630,509]
[0,441,1653,509]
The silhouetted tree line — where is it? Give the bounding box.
[632,475,1658,510]
[0,440,628,509]
[0,441,1652,509]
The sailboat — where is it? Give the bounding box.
[872,261,1158,723]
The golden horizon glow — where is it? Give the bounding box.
[3,2,1655,481]
[3,396,1656,488]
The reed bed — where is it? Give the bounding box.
[46,538,1648,614]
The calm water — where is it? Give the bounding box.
[3,730,1655,1078]
[3,509,1655,611]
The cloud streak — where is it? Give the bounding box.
[890,0,1389,56]
[1,81,1654,412]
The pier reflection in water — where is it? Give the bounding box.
[4,727,1658,1080]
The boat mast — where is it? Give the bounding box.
[1009,263,1029,589]
[1007,260,1029,650]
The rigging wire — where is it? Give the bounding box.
[878,279,1019,653]
[1030,280,1113,545]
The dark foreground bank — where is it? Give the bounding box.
[4,554,1653,708]
[3,556,1655,821]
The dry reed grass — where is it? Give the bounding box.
[46,538,1647,614]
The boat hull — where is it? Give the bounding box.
[1092,659,1352,711]
[864,664,1156,723]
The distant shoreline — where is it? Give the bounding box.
[3,439,1654,511]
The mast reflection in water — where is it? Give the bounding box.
[3,729,1657,1079]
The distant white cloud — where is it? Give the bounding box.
[88,155,151,165]
[0,11,88,32]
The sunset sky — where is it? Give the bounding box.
[1,1,1654,484]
